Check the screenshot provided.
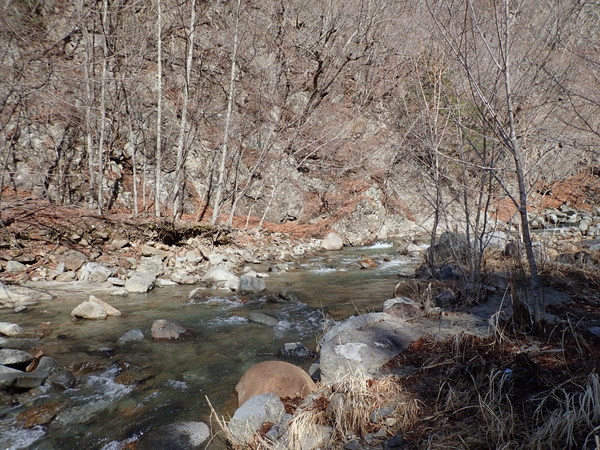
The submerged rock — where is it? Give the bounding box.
[139,421,210,449]
[248,312,279,326]
[151,320,187,340]
[17,402,64,428]
[46,370,76,390]
[117,329,145,345]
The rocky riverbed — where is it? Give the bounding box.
[2,207,600,448]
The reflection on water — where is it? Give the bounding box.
[0,242,418,448]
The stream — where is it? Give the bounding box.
[0,242,420,449]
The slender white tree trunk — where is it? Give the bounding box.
[211,0,241,225]
[173,0,196,220]
[97,0,109,214]
[81,0,95,208]
[155,0,163,218]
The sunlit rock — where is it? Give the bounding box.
[235,360,316,407]
[71,301,107,320]
[228,393,285,445]
[321,232,344,251]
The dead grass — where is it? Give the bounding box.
[390,330,600,449]
[210,370,420,449]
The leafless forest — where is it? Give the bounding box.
[1,0,598,227]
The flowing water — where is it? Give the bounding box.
[0,242,419,449]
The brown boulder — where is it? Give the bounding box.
[235,360,317,407]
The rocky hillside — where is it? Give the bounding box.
[1,0,599,243]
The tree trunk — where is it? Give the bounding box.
[155,0,163,218]
[211,0,241,225]
[173,0,196,220]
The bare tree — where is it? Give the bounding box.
[427,0,582,332]
[211,0,241,225]
[155,0,163,217]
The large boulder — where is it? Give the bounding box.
[321,232,344,251]
[137,257,164,277]
[318,313,419,384]
[235,360,317,407]
[482,230,508,253]
[228,393,285,445]
[125,272,156,293]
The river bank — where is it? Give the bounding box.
[2,199,600,448]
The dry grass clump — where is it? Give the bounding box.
[391,331,600,449]
[209,371,420,449]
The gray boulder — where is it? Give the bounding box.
[319,313,419,384]
[278,342,316,359]
[0,365,48,389]
[238,274,267,294]
[321,232,344,251]
[46,370,77,390]
[202,268,239,290]
[71,301,107,320]
[60,250,87,271]
[0,349,33,367]
[151,320,187,340]
[125,271,156,293]
[427,231,469,264]
[482,230,508,252]
[77,262,112,283]
[6,260,26,272]
[0,284,37,310]
[137,256,164,277]
[0,322,23,337]
[228,393,285,445]
[382,297,422,319]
